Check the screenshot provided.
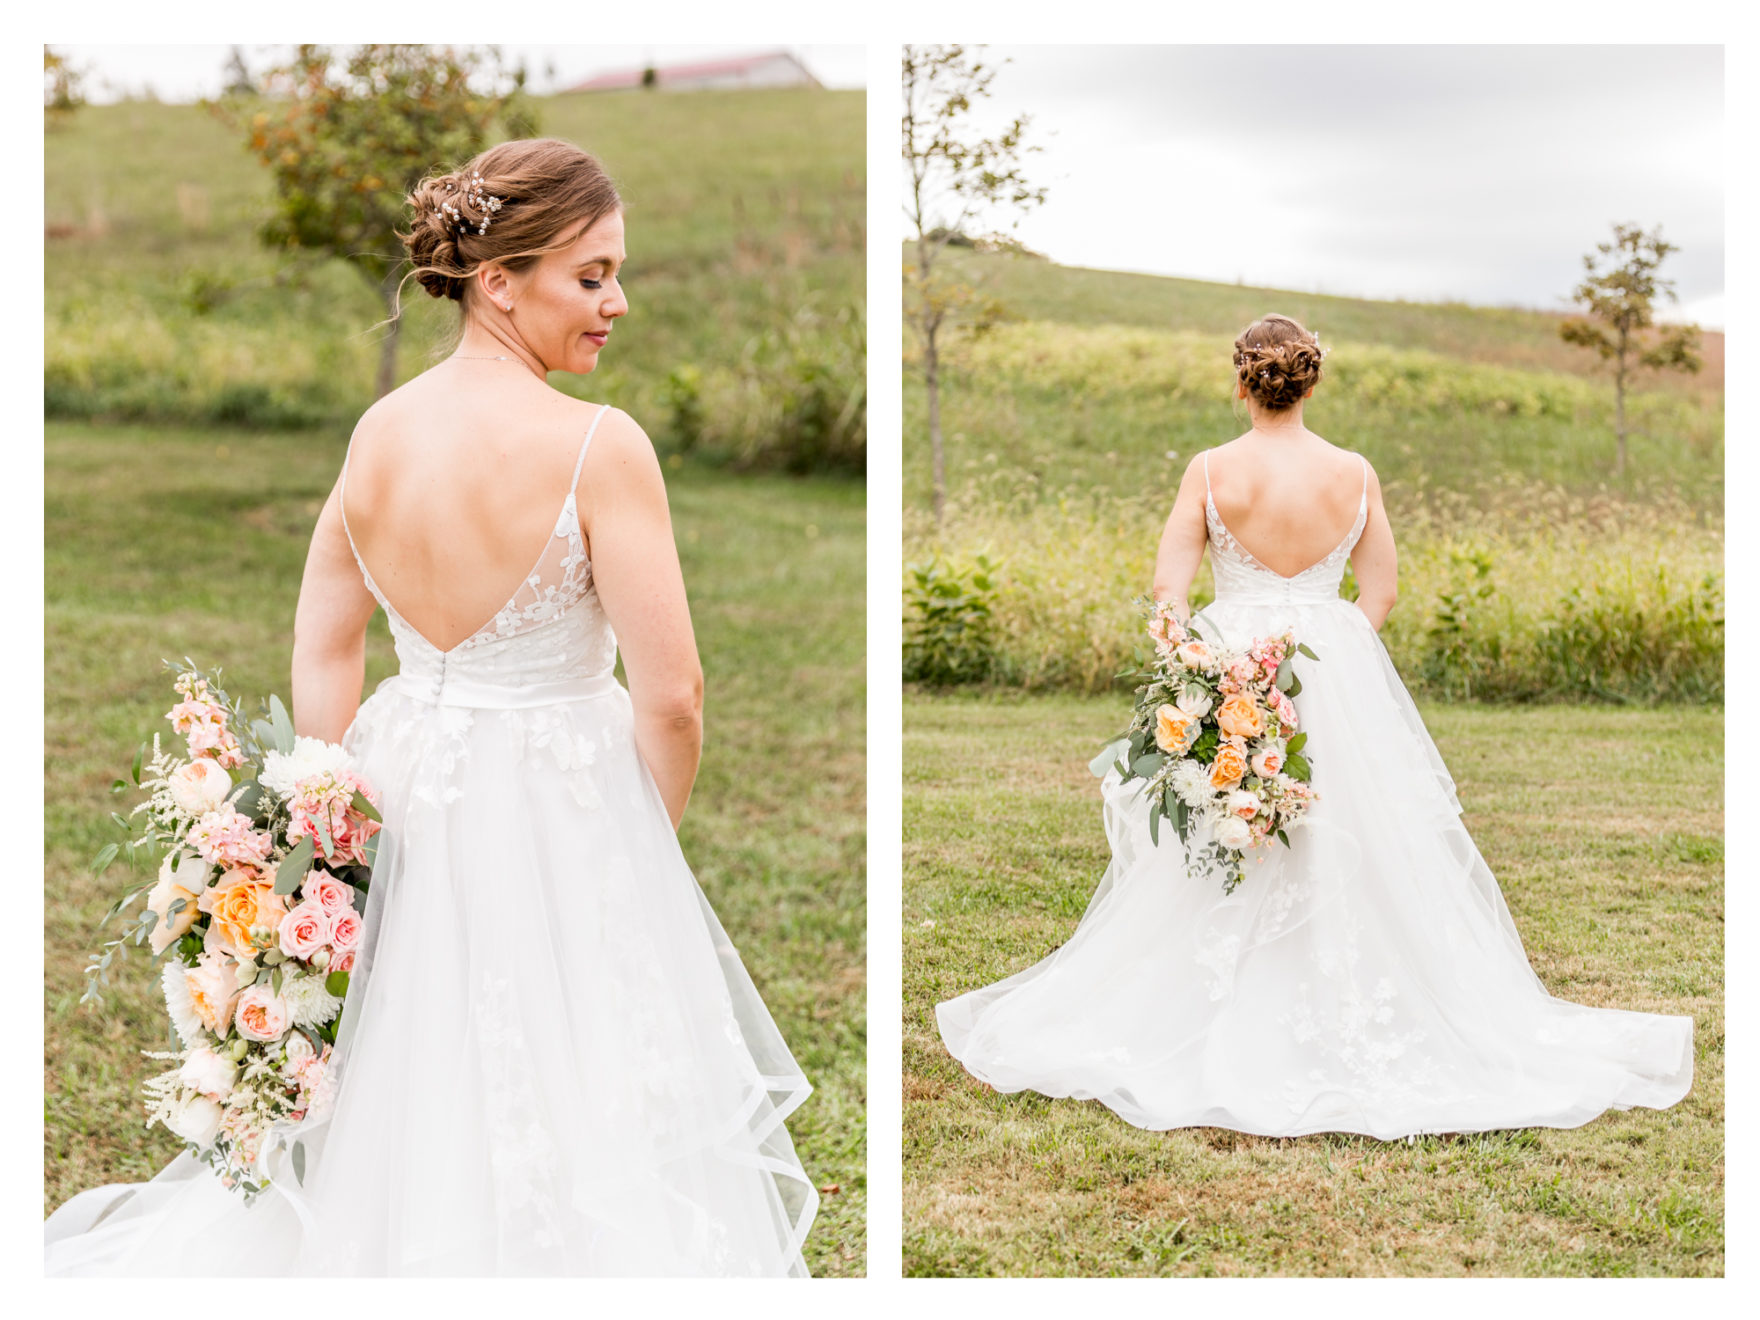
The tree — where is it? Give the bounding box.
[213,45,536,401]
[44,47,85,125]
[902,45,1045,525]
[1558,222,1703,476]
[220,46,256,98]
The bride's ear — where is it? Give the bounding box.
[475,263,512,311]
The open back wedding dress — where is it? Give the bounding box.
[46,405,817,1275]
[937,451,1693,1137]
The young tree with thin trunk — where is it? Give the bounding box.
[213,45,535,402]
[1559,222,1703,477]
[902,45,1045,525]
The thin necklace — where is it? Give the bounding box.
[450,354,517,362]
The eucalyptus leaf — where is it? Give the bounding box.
[1295,642,1319,661]
[1275,664,1295,692]
[349,789,382,824]
[131,742,145,786]
[1089,738,1129,780]
[1147,804,1161,847]
[275,836,315,895]
[91,842,120,877]
[1130,753,1162,780]
[271,967,283,996]
[1276,828,1292,848]
[1286,673,1302,698]
[268,695,296,755]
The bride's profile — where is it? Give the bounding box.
[45,137,816,1276]
[936,313,1694,1138]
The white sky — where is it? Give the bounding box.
[917,45,1724,327]
[55,43,867,98]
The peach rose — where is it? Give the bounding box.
[1213,814,1253,850]
[185,953,241,1038]
[1153,704,1199,755]
[1226,789,1261,820]
[1174,639,1213,671]
[235,983,290,1043]
[201,868,286,958]
[1217,694,1266,740]
[277,900,330,961]
[1250,742,1286,779]
[1208,740,1249,791]
[168,758,232,816]
[147,852,207,954]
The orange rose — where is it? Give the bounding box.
[1154,703,1199,755]
[1208,740,1249,791]
[1216,694,1266,740]
[200,867,287,957]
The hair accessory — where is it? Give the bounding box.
[434,171,505,237]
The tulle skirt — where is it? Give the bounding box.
[937,595,1693,1138]
[46,677,816,1275]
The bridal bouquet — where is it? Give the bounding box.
[82,661,382,1199]
[1099,599,1318,892]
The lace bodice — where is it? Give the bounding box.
[339,405,619,702]
[1202,450,1369,606]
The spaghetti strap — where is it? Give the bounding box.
[570,404,613,492]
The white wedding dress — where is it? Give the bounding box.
[937,452,1693,1138]
[46,405,817,1275]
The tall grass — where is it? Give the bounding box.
[905,473,1722,703]
[45,89,865,472]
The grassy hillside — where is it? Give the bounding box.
[903,251,1724,702]
[43,422,867,1274]
[45,88,865,470]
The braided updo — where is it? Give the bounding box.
[399,138,621,308]
[1232,313,1325,413]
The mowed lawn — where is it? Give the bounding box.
[904,691,1722,1277]
[43,421,866,1276]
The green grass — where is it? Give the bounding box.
[46,88,864,468]
[43,421,866,1275]
[903,691,1722,1277]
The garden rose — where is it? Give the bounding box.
[1175,683,1213,718]
[1208,740,1249,791]
[277,900,330,960]
[168,758,232,816]
[1213,815,1252,850]
[185,954,241,1038]
[1153,704,1199,755]
[1250,741,1286,779]
[1217,694,1266,739]
[1227,789,1261,821]
[165,1092,224,1148]
[178,1045,239,1099]
[1269,689,1298,730]
[1174,640,1213,670]
[202,867,286,957]
[146,852,207,954]
[234,984,291,1043]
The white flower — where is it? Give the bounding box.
[168,759,232,816]
[259,737,354,799]
[1213,815,1253,850]
[281,972,343,1029]
[1171,760,1210,807]
[146,852,209,954]
[178,1045,239,1099]
[161,960,206,1047]
[1175,683,1213,718]
[164,1091,224,1148]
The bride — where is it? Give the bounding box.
[45,138,816,1276]
[936,313,1694,1138]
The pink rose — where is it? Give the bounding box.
[1251,743,1285,778]
[329,909,363,956]
[300,873,354,921]
[330,949,356,973]
[234,983,290,1043]
[277,900,330,960]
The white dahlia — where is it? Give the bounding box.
[281,972,344,1029]
[259,737,354,800]
[1170,760,1210,808]
[160,960,206,1048]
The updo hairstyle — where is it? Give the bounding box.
[399,138,621,311]
[1232,313,1325,413]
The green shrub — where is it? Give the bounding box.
[904,554,1003,686]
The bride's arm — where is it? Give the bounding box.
[1350,458,1399,630]
[1151,454,1212,618]
[578,411,704,830]
[291,479,379,743]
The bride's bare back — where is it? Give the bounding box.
[1203,433,1366,578]
[340,365,605,653]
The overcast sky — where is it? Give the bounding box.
[56,43,866,99]
[919,45,1723,327]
